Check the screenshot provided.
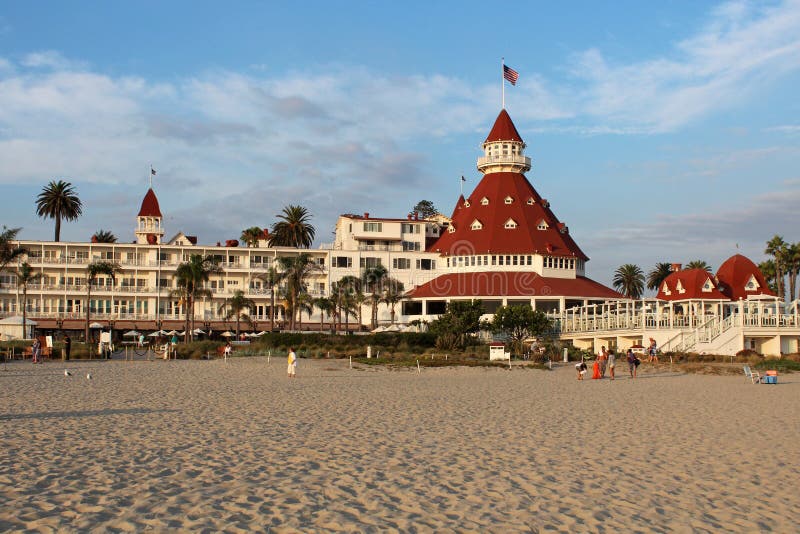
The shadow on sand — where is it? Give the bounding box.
[0,407,180,421]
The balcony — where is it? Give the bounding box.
[476,154,531,173]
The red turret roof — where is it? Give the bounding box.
[657,269,727,301]
[407,273,622,299]
[138,188,162,218]
[485,109,523,143]
[427,172,588,258]
[715,254,775,300]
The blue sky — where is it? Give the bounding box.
[1,0,799,288]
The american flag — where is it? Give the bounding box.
[503,64,519,85]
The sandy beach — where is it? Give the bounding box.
[1,357,798,532]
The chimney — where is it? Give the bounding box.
[671,263,682,272]
[364,212,369,219]
[414,211,419,220]
[407,214,413,220]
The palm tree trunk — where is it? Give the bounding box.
[390,304,396,324]
[85,285,91,343]
[22,286,27,340]
[270,287,275,332]
[235,315,240,338]
[185,295,192,344]
[54,216,61,242]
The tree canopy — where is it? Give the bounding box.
[412,200,438,218]
[92,229,117,243]
[269,205,316,248]
[488,305,552,355]
[613,264,645,299]
[428,300,484,350]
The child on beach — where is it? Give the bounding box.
[608,349,616,380]
[576,359,587,380]
[287,347,297,378]
[627,348,638,379]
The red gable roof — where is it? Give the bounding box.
[137,188,162,217]
[407,272,622,299]
[657,269,727,301]
[485,109,523,143]
[716,254,776,300]
[427,172,588,259]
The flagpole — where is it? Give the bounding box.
[501,57,505,109]
[149,163,152,188]
[460,175,464,196]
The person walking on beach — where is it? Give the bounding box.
[597,345,608,378]
[576,358,588,380]
[287,347,297,378]
[63,334,71,361]
[627,348,638,379]
[608,349,616,380]
[32,337,42,364]
[591,354,601,380]
[648,338,659,363]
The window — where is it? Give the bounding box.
[402,241,421,251]
[537,220,548,230]
[393,258,411,269]
[251,255,262,264]
[702,279,714,292]
[363,222,383,232]
[481,197,489,206]
[227,280,239,286]
[527,256,532,266]
[504,196,513,205]
[333,256,352,268]
[416,259,435,270]
[492,256,497,266]
[527,197,535,205]
[315,257,326,267]
[512,256,518,266]
[360,257,382,269]
[448,225,456,234]
[498,256,504,266]
[504,218,518,229]
[470,219,483,230]
[477,256,482,266]
[402,223,420,234]
[464,200,471,207]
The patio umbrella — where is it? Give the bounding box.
[164,330,178,336]
[123,330,141,337]
[220,331,234,337]
[385,324,401,332]
[89,322,103,329]
[193,328,206,335]
[147,331,162,337]
[371,326,387,333]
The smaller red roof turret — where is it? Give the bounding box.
[484,109,523,143]
[715,254,775,300]
[138,188,162,218]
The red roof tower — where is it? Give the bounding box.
[408,109,619,301]
[715,254,776,300]
[135,188,165,244]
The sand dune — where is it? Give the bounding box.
[1,357,798,532]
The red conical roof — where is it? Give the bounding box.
[716,254,775,300]
[427,172,587,259]
[484,109,523,143]
[138,188,162,217]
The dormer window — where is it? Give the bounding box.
[537,219,549,231]
[481,197,489,206]
[504,218,518,229]
[504,196,513,205]
[448,225,456,234]
[745,275,759,291]
[676,280,685,294]
[464,200,471,208]
[470,219,483,230]
[662,282,671,296]
[702,279,714,292]
[526,198,535,205]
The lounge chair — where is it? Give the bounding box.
[743,365,760,384]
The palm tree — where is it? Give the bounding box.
[380,277,405,324]
[363,265,388,328]
[276,253,322,330]
[36,180,83,242]
[0,226,26,274]
[685,260,712,272]
[313,296,334,331]
[335,275,363,330]
[172,255,222,343]
[92,229,117,243]
[765,235,788,299]
[268,205,316,248]
[218,290,255,338]
[85,261,122,343]
[295,291,314,329]
[14,262,43,339]
[759,260,779,293]
[785,243,800,302]
[646,262,672,291]
[256,266,284,332]
[240,226,264,248]
[612,264,645,299]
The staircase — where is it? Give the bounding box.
[660,315,738,353]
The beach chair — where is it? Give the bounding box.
[743,365,760,384]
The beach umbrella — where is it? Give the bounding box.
[257,331,268,336]
[371,326,387,333]
[193,328,206,335]
[123,330,141,337]
[177,331,186,337]
[385,324,401,332]
[147,331,162,337]
[89,322,103,329]
[165,330,178,336]
[220,331,234,337]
